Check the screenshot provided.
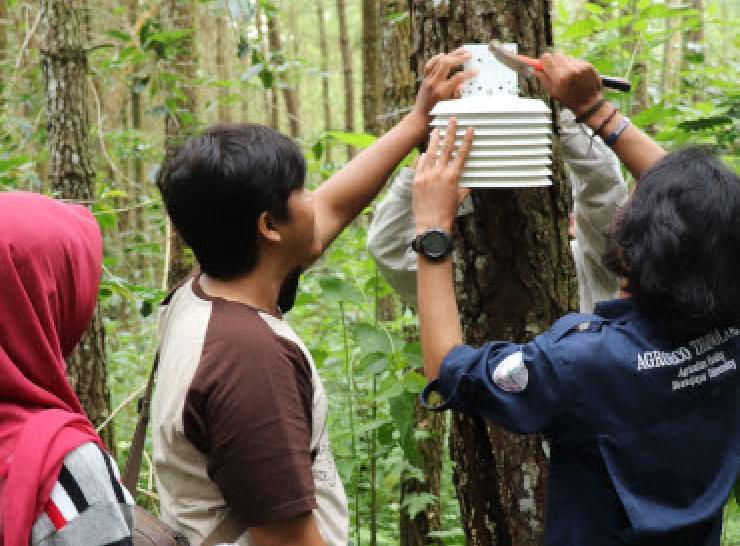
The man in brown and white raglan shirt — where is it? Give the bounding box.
[151,50,475,546]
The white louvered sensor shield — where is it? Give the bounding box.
[430,43,553,189]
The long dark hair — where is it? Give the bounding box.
[603,147,740,338]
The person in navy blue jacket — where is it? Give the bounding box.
[410,53,739,546]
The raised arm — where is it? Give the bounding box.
[413,120,474,379]
[313,50,475,251]
[366,163,419,306]
[560,110,628,311]
[535,54,666,179]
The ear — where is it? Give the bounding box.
[257,211,282,245]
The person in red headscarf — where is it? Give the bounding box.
[0,192,134,545]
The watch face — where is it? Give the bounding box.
[422,230,449,258]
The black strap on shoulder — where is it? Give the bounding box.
[122,352,159,495]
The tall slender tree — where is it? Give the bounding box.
[410,1,576,544]
[215,10,231,123]
[336,0,355,158]
[362,0,381,135]
[164,0,197,290]
[316,0,333,163]
[376,3,445,544]
[267,13,301,138]
[40,0,114,451]
[255,2,278,129]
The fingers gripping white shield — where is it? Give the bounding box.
[431,43,553,189]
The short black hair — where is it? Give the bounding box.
[604,147,740,338]
[158,124,306,279]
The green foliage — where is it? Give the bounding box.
[0,0,736,543]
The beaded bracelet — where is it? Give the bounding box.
[574,98,606,124]
[594,107,618,138]
[604,117,631,147]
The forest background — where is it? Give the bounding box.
[0,0,738,544]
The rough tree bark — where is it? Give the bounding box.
[215,11,231,123]
[164,0,197,289]
[255,3,278,129]
[316,0,333,163]
[622,0,649,115]
[377,3,445,544]
[267,14,301,138]
[409,1,577,544]
[379,1,415,132]
[336,0,355,158]
[40,0,114,451]
[363,0,381,135]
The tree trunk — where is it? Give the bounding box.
[622,0,648,115]
[379,1,415,132]
[40,0,114,452]
[362,0,381,135]
[410,2,576,544]
[316,0,333,163]
[0,0,7,69]
[267,14,300,138]
[377,3,445,544]
[681,0,704,98]
[255,4,278,129]
[164,0,198,289]
[400,404,445,546]
[336,0,355,158]
[216,12,231,123]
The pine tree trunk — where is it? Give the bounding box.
[362,0,381,135]
[0,0,7,70]
[255,4,278,129]
[379,1,415,132]
[216,13,231,123]
[128,0,146,264]
[40,0,114,452]
[267,14,300,138]
[410,2,576,544]
[316,0,333,163]
[164,0,197,289]
[622,0,648,115]
[377,3,445,544]
[336,0,355,158]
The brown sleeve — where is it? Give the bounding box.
[183,305,316,526]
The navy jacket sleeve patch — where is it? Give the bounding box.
[421,339,567,434]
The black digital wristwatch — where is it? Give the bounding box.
[410,228,454,261]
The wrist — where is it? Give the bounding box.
[571,93,606,120]
[405,109,432,138]
[415,221,453,236]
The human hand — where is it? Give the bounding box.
[411,48,478,121]
[412,118,474,235]
[534,53,604,118]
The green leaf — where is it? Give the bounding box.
[352,323,393,355]
[140,300,153,317]
[403,371,428,394]
[258,68,274,89]
[326,131,377,149]
[311,140,324,161]
[389,391,421,464]
[402,492,437,520]
[106,29,132,42]
[560,18,599,40]
[357,352,389,375]
[318,276,363,304]
[678,115,733,132]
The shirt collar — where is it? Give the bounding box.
[593,297,643,321]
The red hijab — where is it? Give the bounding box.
[0,192,105,545]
